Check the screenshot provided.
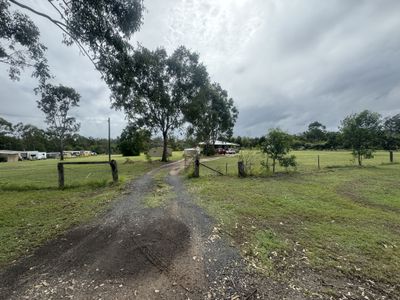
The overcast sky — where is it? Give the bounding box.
[1,0,400,138]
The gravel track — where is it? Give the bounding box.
[0,161,304,300]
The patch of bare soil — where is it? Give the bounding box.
[0,162,306,299]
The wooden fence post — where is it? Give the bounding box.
[226,163,228,175]
[58,162,64,189]
[318,155,320,170]
[110,160,118,183]
[193,155,200,178]
[238,161,246,177]
[390,151,394,163]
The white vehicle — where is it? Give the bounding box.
[226,148,236,154]
[36,152,47,160]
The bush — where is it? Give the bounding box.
[278,155,297,171]
[203,144,216,156]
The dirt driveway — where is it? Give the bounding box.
[0,161,304,300]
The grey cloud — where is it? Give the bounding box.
[1,0,400,139]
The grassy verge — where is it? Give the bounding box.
[185,150,400,295]
[0,152,182,266]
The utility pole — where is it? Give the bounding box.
[108,117,111,162]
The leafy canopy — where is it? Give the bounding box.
[118,124,151,157]
[109,46,209,161]
[0,0,49,82]
[263,128,294,172]
[382,114,400,151]
[185,82,238,144]
[37,84,80,159]
[340,110,382,165]
[2,0,144,85]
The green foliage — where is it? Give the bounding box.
[3,0,144,88]
[109,46,209,162]
[340,110,382,166]
[263,128,294,173]
[202,144,216,156]
[304,121,327,143]
[0,0,49,83]
[278,154,297,170]
[118,124,150,156]
[185,82,238,144]
[0,117,12,136]
[37,84,81,160]
[382,114,400,151]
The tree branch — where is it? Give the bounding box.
[9,0,101,74]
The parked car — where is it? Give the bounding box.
[217,148,226,155]
[226,148,236,154]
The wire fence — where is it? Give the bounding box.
[0,162,115,190]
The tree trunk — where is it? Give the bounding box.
[390,151,394,163]
[358,152,362,166]
[161,131,168,162]
[272,158,276,173]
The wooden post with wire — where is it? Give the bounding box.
[57,161,118,189]
[57,163,64,189]
[193,155,200,178]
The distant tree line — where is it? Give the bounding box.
[236,110,400,169]
[233,111,400,152]
[0,117,118,154]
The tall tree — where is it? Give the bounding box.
[304,121,327,143]
[340,110,382,166]
[37,84,80,160]
[185,82,238,148]
[0,117,12,135]
[109,46,209,162]
[262,128,294,173]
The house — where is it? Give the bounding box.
[0,150,21,162]
[198,140,240,150]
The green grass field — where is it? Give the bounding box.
[186,150,400,294]
[0,152,183,266]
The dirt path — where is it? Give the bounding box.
[0,161,303,300]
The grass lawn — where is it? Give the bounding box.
[185,150,400,296]
[0,152,183,266]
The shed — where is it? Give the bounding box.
[0,150,21,162]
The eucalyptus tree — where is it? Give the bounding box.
[37,84,80,160]
[0,0,49,83]
[1,0,144,85]
[184,82,238,154]
[108,46,209,162]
